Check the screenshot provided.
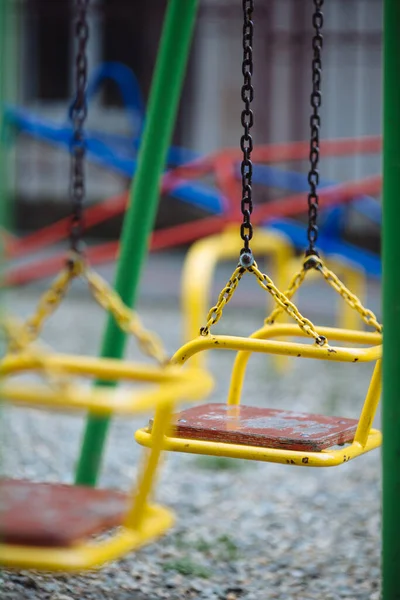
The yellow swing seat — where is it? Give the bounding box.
[135,323,382,468]
[0,250,216,571]
[1,478,131,548]
[0,479,172,572]
[0,344,213,571]
[170,404,359,452]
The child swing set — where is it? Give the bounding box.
[0,2,397,598]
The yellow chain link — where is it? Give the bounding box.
[200,266,245,335]
[8,260,81,351]
[201,261,327,345]
[250,262,326,344]
[264,254,383,334]
[84,267,168,364]
[9,253,168,364]
[1,315,73,392]
[264,267,306,325]
[2,314,34,353]
[316,260,382,333]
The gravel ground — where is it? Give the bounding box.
[0,254,382,599]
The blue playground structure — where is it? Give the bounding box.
[4,61,381,276]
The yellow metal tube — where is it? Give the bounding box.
[135,426,382,468]
[182,235,222,349]
[1,373,214,416]
[226,325,381,406]
[171,325,382,367]
[125,402,173,529]
[353,359,382,447]
[227,324,381,405]
[0,353,190,381]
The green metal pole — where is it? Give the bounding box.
[382,0,400,597]
[75,0,199,486]
[0,1,6,301]
[4,0,20,223]
[0,0,4,497]
[0,0,12,491]
[0,0,10,240]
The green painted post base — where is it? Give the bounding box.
[75,383,114,486]
[75,0,199,486]
[382,0,400,597]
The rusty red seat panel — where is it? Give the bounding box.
[172,403,359,452]
[0,479,128,547]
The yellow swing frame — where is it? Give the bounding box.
[0,254,214,571]
[135,257,382,468]
[0,356,213,571]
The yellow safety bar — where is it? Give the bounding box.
[181,225,294,369]
[135,325,382,467]
[0,358,213,571]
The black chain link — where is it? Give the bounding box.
[306,0,324,259]
[69,0,89,255]
[239,0,255,267]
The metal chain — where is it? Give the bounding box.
[10,254,168,364]
[85,267,168,364]
[264,255,383,334]
[306,0,324,256]
[10,259,83,349]
[2,314,48,354]
[200,266,246,335]
[239,0,255,267]
[69,0,89,254]
[250,263,326,345]
[2,316,74,392]
[265,267,307,326]
[201,262,327,346]
[316,261,383,333]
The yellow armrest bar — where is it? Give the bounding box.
[226,324,381,404]
[1,372,214,415]
[0,353,198,381]
[171,325,382,366]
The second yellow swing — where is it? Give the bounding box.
[135,0,382,468]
